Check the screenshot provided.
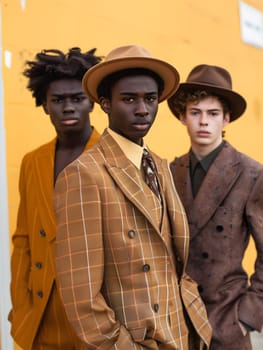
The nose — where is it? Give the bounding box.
[135,99,149,116]
[63,98,75,113]
[199,113,208,126]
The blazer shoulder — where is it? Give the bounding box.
[19,139,55,176]
[170,153,189,170]
[238,151,263,171]
[21,139,55,163]
[61,142,105,179]
[150,150,165,166]
[225,142,263,172]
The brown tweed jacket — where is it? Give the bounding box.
[170,141,263,350]
[54,130,211,350]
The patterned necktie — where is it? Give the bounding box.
[141,149,162,202]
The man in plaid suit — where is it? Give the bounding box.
[54,45,212,350]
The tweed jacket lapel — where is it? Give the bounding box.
[161,158,189,267]
[100,131,162,235]
[170,153,193,227]
[173,142,242,240]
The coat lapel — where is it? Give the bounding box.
[163,158,190,266]
[100,131,162,234]
[171,153,193,223]
[32,140,57,242]
[190,143,242,233]
[172,143,243,239]
[33,134,100,242]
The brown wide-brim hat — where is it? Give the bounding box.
[167,64,247,122]
[82,45,180,103]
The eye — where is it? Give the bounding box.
[209,111,220,117]
[190,110,199,116]
[52,97,63,103]
[72,96,86,103]
[72,96,81,102]
[146,95,158,103]
[123,96,134,103]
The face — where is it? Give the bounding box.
[180,96,230,156]
[100,75,159,145]
[43,79,93,138]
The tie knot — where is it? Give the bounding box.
[141,149,162,203]
[142,149,155,169]
[143,148,149,157]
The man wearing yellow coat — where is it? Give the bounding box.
[9,47,101,349]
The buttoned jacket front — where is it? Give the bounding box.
[55,130,211,350]
[9,129,100,350]
[170,141,263,350]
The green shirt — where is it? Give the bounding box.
[190,142,224,197]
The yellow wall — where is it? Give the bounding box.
[1,1,263,349]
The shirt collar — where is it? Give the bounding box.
[107,128,145,169]
[190,141,224,173]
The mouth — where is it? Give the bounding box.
[197,131,210,137]
[132,122,151,131]
[61,119,79,126]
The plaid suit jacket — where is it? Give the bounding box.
[55,130,211,350]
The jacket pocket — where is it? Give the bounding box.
[129,327,147,342]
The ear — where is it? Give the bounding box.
[223,112,230,127]
[179,113,187,125]
[99,97,111,114]
[42,102,49,115]
[88,98,95,112]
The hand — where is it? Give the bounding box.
[239,320,254,335]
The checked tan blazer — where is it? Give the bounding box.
[55,129,211,350]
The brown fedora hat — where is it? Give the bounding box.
[167,64,246,122]
[82,45,180,103]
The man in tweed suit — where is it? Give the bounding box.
[54,45,212,350]
[9,48,101,349]
[168,64,263,349]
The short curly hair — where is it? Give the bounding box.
[23,47,102,106]
[172,89,231,117]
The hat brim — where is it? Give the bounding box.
[82,57,180,103]
[168,82,247,122]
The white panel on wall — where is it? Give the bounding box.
[239,0,263,49]
[0,7,13,350]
